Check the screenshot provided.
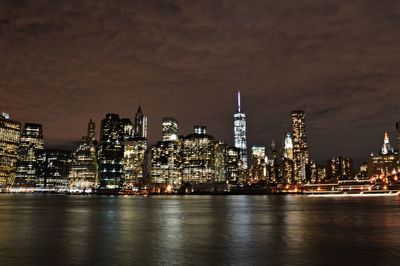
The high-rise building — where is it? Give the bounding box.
[367,132,398,178]
[284,133,293,160]
[15,123,45,186]
[151,140,182,186]
[182,126,215,183]
[123,137,147,188]
[234,91,248,170]
[250,146,266,181]
[134,106,147,138]
[0,113,21,186]
[291,110,309,182]
[87,119,96,141]
[225,146,240,182]
[98,113,124,190]
[326,157,355,180]
[162,117,179,141]
[69,120,98,190]
[37,149,71,188]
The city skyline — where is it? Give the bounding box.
[2,1,400,164]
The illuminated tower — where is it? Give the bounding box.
[87,119,96,141]
[381,131,394,155]
[15,123,45,186]
[234,91,248,169]
[134,106,147,138]
[98,113,124,190]
[284,133,293,160]
[162,117,179,141]
[0,113,21,186]
[291,110,309,182]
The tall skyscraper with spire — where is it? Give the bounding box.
[234,91,248,170]
[291,110,309,182]
[134,106,147,138]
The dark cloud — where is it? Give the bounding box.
[1,0,400,165]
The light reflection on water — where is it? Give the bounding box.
[0,194,399,265]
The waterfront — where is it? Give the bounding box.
[0,195,399,265]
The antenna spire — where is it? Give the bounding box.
[238,90,241,112]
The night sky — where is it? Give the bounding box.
[1,0,400,164]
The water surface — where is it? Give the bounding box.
[0,194,399,265]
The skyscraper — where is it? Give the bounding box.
[181,126,215,184]
[250,146,266,181]
[134,106,147,138]
[98,113,124,190]
[87,119,96,141]
[284,133,294,160]
[162,117,179,141]
[291,110,309,182]
[234,91,248,170]
[15,123,45,186]
[0,113,21,186]
[69,120,98,190]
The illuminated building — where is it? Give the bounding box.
[316,165,327,182]
[134,106,147,138]
[282,158,294,184]
[123,137,147,188]
[151,140,182,186]
[225,146,240,182]
[162,117,179,141]
[250,146,266,181]
[182,126,215,183]
[87,119,96,141]
[37,149,71,188]
[214,142,227,182]
[98,113,124,190]
[121,118,134,140]
[357,162,368,179]
[327,157,355,180]
[367,132,398,178]
[284,133,293,160]
[15,123,45,186]
[306,160,317,183]
[291,110,309,182]
[234,91,248,170]
[0,113,21,186]
[69,120,98,189]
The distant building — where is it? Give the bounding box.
[0,113,21,186]
[367,132,398,178]
[98,113,124,190]
[291,110,309,182]
[69,120,98,189]
[15,123,45,186]
[162,117,179,141]
[123,137,147,188]
[151,140,182,186]
[182,126,215,183]
[151,117,182,186]
[306,160,317,183]
[284,133,294,160]
[37,149,71,188]
[234,91,248,170]
[134,106,147,138]
[326,157,355,180]
[396,122,400,160]
[225,146,240,182]
[316,165,327,182]
[250,146,266,181]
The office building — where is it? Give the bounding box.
[0,113,21,186]
[234,91,248,170]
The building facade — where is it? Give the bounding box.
[0,113,21,186]
[98,113,124,190]
[291,110,309,183]
[15,123,45,186]
[234,91,248,170]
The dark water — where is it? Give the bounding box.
[0,194,399,266]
